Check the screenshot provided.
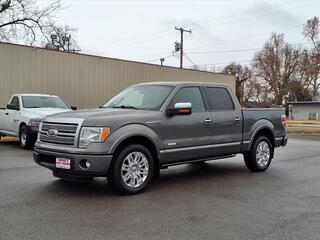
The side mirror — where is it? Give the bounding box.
[7,104,19,110]
[71,106,77,110]
[166,102,192,116]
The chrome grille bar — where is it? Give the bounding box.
[39,121,79,146]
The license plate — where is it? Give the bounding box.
[56,157,71,170]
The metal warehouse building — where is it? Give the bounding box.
[0,42,235,109]
[288,101,320,120]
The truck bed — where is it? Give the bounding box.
[242,108,286,142]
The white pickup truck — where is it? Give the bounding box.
[0,94,75,149]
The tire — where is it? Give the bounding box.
[108,144,154,195]
[19,126,35,149]
[244,136,273,172]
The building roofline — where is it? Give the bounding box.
[0,41,234,78]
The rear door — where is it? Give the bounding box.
[162,86,213,163]
[203,87,242,156]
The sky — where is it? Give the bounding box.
[45,0,320,71]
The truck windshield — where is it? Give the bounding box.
[22,96,69,109]
[103,85,173,110]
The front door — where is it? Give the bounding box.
[162,86,213,164]
[5,96,20,135]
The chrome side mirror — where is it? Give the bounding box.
[166,102,192,116]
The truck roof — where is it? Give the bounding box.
[135,81,230,88]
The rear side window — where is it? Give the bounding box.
[170,87,205,113]
[9,96,19,108]
[205,87,234,111]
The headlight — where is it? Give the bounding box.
[28,118,42,128]
[79,127,111,148]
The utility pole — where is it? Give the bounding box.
[175,27,192,68]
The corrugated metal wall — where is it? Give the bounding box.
[290,104,320,120]
[0,43,235,108]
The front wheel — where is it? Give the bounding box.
[19,126,35,149]
[244,136,273,172]
[108,144,154,195]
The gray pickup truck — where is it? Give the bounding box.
[34,82,287,194]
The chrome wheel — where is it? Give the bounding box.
[256,141,270,167]
[20,130,27,146]
[121,151,149,188]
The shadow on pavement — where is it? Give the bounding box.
[36,159,270,197]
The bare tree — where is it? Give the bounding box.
[243,78,267,103]
[288,79,312,101]
[252,33,300,106]
[222,62,253,102]
[303,16,320,51]
[0,0,64,45]
[297,48,319,100]
[302,16,320,100]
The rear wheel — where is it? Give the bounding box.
[108,144,154,195]
[244,136,273,172]
[19,126,34,149]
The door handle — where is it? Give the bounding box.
[5,112,9,115]
[204,118,212,123]
[234,117,241,121]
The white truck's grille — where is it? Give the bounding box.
[40,122,79,145]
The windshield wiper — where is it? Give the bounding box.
[26,106,42,108]
[112,105,138,110]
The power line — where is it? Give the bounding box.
[145,54,174,63]
[186,42,314,55]
[186,59,252,69]
[81,1,317,55]
[184,53,196,66]
[84,30,174,48]
[197,2,311,30]
[187,0,309,31]
[187,48,261,55]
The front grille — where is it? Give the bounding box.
[40,122,79,146]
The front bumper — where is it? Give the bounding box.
[33,147,113,178]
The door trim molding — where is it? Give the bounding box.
[160,141,241,153]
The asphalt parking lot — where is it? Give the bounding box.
[1,135,320,240]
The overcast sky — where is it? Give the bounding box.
[49,0,319,71]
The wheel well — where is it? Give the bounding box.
[19,122,27,132]
[253,128,275,157]
[112,136,160,176]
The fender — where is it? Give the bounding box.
[106,124,160,155]
[242,119,275,152]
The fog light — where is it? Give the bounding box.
[85,161,91,168]
[79,159,91,169]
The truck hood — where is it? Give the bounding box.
[48,108,154,126]
[23,108,71,118]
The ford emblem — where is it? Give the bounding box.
[47,129,58,137]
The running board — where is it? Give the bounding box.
[161,154,236,168]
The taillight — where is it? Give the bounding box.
[281,115,287,128]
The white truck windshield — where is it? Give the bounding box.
[22,96,69,109]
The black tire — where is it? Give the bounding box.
[19,126,35,149]
[108,144,154,195]
[244,136,273,172]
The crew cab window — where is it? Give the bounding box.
[9,96,19,109]
[205,87,234,111]
[170,87,205,113]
